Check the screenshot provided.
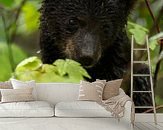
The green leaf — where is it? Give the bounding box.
[65,59,91,79]
[66,59,81,66]
[54,59,91,80]
[127,21,149,45]
[78,67,91,79]
[149,32,163,41]
[150,45,160,74]
[149,32,163,51]
[16,70,41,82]
[16,56,42,71]
[149,40,157,51]
[158,51,163,62]
[0,0,14,7]
[41,64,57,73]
[53,59,67,76]
[128,22,149,32]
[129,28,147,45]
[38,73,65,83]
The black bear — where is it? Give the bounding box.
[40,0,152,112]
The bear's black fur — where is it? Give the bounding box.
[40,0,152,112]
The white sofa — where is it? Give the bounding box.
[0,83,133,130]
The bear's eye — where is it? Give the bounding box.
[69,18,79,26]
[67,18,79,33]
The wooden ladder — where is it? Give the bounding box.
[131,35,157,125]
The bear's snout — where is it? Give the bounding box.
[77,32,101,67]
[64,31,101,68]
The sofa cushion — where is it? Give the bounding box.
[0,81,13,101]
[0,101,54,117]
[78,80,106,102]
[0,81,12,89]
[102,79,122,100]
[1,88,34,103]
[10,79,38,100]
[55,101,112,117]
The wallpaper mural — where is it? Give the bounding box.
[0,0,163,113]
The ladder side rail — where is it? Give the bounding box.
[131,35,134,101]
[146,35,157,124]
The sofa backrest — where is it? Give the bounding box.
[35,83,80,105]
[35,83,125,105]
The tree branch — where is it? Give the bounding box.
[10,0,28,42]
[143,105,163,113]
[152,6,163,89]
[150,7,163,35]
[145,0,160,33]
[145,0,162,89]
[1,15,15,72]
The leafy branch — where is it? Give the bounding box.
[15,57,91,83]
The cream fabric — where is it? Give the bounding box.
[0,101,54,117]
[55,101,112,117]
[0,118,132,130]
[0,83,133,127]
[78,80,106,101]
[78,80,134,123]
[1,88,34,103]
[98,90,135,124]
[11,79,37,100]
[11,79,35,89]
[0,81,13,89]
[35,83,79,105]
[0,81,13,101]
[103,79,122,100]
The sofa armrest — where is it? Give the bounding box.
[118,101,134,129]
[122,101,133,123]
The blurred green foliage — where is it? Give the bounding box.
[18,1,40,34]
[0,42,27,81]
[0,0,14,7]
[0,0,41,81]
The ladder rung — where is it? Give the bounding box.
[133,74,150,77]
[135,106,153,109]
[134,48,147,51]
[133,91,152,93]
[133,61,148,64]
